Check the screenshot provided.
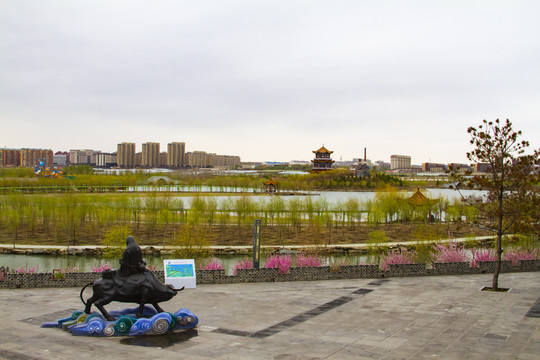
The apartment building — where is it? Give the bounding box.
[141,142,160,168]
[0,148,21,167]
[20,148,53,168]
[96,153,117,167]
[117,142,136,168]
[187,151,208,168]
[448,163,473,173]
[167,142,185,168]
[69,149,99,165]
[422,162,447,172]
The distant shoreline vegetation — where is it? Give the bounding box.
[0,166,446,193]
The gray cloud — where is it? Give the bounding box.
[1,0,539,162]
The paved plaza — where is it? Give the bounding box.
[0,272,539,359]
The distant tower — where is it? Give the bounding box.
[310,145,335,173]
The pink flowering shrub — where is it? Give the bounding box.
[295,252,322,267]
[199,257,224,270]
[91,262,112,272]
[432,241,469,263]
[264,254,293,274]
[381,249,417,270]
[62,265,80,273]
[232,258,253,275]
[504,247,539,266]
[15,264,40,274]
[470,248,497,267]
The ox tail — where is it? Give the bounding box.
[80,282,93,305]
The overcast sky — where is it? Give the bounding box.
[1,0,539,164]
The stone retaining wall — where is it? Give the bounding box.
[0,260,538,289]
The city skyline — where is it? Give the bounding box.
[1,1,539,164]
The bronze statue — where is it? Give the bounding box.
[81,236,183,321]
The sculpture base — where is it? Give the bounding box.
[41,306,198,336]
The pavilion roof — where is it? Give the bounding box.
[263,178,278,186]
[408,188,439,206]
[313,145,333,154]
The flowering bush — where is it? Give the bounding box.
[91,263,112,272]
[295,252,322,267]
[15,264,40,274]
[264,254,293,274]
[199,257,224,270]
[381,249,417,270]
[63,265,80,273]
[232,258,253,275]
[432,241,469,263]
[470,248,497,267]
[504,247,539,266]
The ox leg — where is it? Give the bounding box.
[153,303,164,313]
[84,296,95,314]
[136,302,146,318]
[136,288,152,318]
[94,298,114,321]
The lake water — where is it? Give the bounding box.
[143,188,485,209]
[0,253,379,276]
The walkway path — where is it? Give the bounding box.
[0,236,494,252]
[1,272,538,359]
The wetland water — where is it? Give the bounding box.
[0,253,379,276]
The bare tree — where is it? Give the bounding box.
[457,119,539,290]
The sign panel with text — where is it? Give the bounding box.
[163,259,196,289]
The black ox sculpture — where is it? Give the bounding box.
[80,236,184,321]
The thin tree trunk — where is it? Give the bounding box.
[492,183,504,290]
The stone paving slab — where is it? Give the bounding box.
[0,272,539,359]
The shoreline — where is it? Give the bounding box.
[0,236,495,256]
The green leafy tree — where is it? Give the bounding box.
[102,225,132,259]
[458,119,539,290]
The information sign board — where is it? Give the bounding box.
[163,259,197,289]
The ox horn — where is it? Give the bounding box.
[167,284,185,292]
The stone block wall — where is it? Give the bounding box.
[0,260,538,289]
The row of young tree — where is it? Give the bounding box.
[0,189,479,247]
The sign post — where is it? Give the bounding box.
[253,219,261,269]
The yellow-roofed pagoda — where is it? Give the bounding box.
[310,145,335,173]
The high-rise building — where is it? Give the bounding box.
[390,155,411,170]
[142,142,160,168]
[167,142,185,168]
[117,142,136,168]
[20,148,53,168]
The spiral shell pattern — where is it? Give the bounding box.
[114,316,134,336]
[103,323,116,337]
[86,319,104,334]
[148,318,170,335]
